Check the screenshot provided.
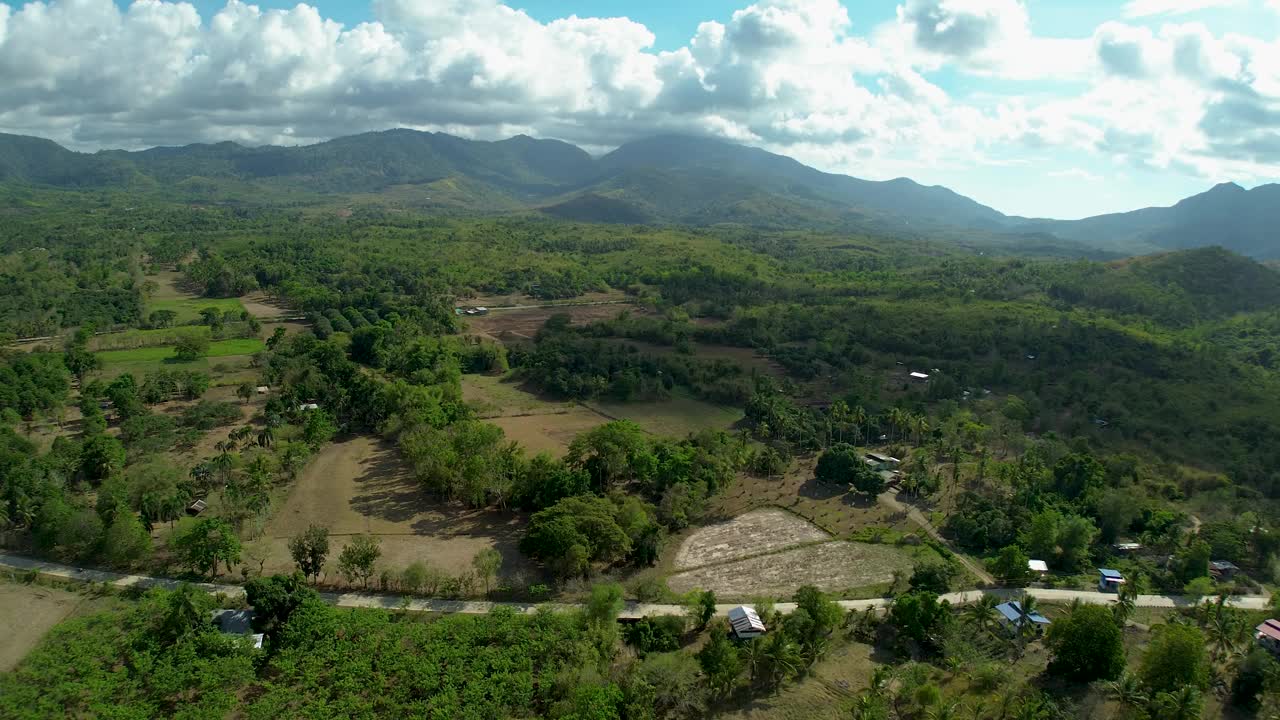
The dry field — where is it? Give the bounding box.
[715,642,874,720]
[583,394,744,438]
[462,374,577,419]
[667,540,915,599]
[465,303,640,341]
[487,409,609,457]
[0,582,86,671]
[672,509,829,570]
[261,436,535,582]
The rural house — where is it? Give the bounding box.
[1210,560,1240,580]
[864,452,900,471]
[994,601,1051,635]
[727,606,767,640]
[1027,559,1049,577]
[1097,568,1125,592]
[1256,620,1280,656]
[212,609,264,649]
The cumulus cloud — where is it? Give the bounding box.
[1121,0,1242,19]
[0,0,1276,200]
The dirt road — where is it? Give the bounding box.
[877,490,996,585]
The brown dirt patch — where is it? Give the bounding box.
[239,293,298,319]
[487,408,609,456]
[465,303,644,342]
[672,509,829,571]
[666,540,915,600]
[262,436,535,582]
[0,582,84,671]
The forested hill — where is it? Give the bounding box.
[2,130,1278,258]
[1016,182,1280,260]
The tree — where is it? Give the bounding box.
[908,561,956,594]
[288,524,330,582]
[1052,453,1104,500]
[991,545,1032,584]
[814,444,859,485]
[244,573,318,638]
[1139,624,1208,694]
[103,511,152,567]
[586,582,624,624]
[302,409,337,448]
[172,517,241,579]
[337,534,381,588]
[472,547,501,595]
[1045,604,1125,683]
[1150,686,1204,720]
[401,561,431,593]
[789,585,843,665]
[689,589,716,631]
[697,624,742,697]
[172,333,211,362]
[1104,672,1148,717]
[851,461,887,495]
[758,631,802,694]
[1175,540,1211,584]
[890,592,951,651]
[81,434,126,482]
[236,383,254,403]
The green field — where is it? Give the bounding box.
[88,326,212,351]
[144,296,245,325]
[583,393,744,438]
[96,338,264,364]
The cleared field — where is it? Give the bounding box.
[465,303,640,340]
[584,394,743,438]
[0,582,85,672]
[487,408,609,456]
[239,292,297,319]
[672,509,829,571]
[96,338,265,364]
[462,374,576,418]
[666,540,915,599]
[95,354,259,386]
[145,272,245,324]
[88,326,212,351]
[262,436,535,583]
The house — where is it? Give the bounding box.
[1027,559,1049,577]
[1113,543,1142,553]
[1098,568,1126,592]
[995,601,1051,635]
[865,452,901,471]
[212,609,264,649]
[1256,619,1280,655]
[474,307,489,315]
[727,606,767,640]
[255,385,270,395]
[186,499,207,516]
[1210,560,1241,580]
[908,371,930,382]
[297,402,320,412]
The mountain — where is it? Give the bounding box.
[0,129,1276,258]
[1017,182,1280,259]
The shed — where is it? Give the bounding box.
[1210,560,1241,580]
[1113,543,1142,553]
[1097,568,1125,592]
[1027,559,1049,576]
[255,386,269,395]
[297,402,320,412]
[186,499,207,516]
[474,307,489,315]
[212,609,264,649]
[995,601,1051,634]
[1256,619,1280,655]
[865,452,900,470]
[908,371,930,381]
[727,606,767,640]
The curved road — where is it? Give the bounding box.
[0,553,1268,618]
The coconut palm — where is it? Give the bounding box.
[740,638,764,687]
[1105,671,1148,714]
[1152,685,1203,720]
[257,426,275,449]
[886,408,906,443]
[912,414,931,445]
[965,594,1000,633]
[830,400,849,444]
[759,632,802,694]
[851,405,868,443]
[1207,606,1245,663]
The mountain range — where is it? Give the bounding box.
[1,129,1277,259]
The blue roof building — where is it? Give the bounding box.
[994,601,1051,634]
[1098,568,1126,592]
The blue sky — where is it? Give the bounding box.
[7,0,1280,218]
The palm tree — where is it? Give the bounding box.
[1152,685,1202,720]
[1105,671,1148,715]
[1207,606,1245,663]
[965,594,1000,633]
[740,638,764,688]
[912,414,930,446]
[1114,581,1138,625]
[886,408,906,443]
[759,633,801,694]
[257,426,274,449]
[830,400,849,444]
[851,405,868,444]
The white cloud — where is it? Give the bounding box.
[1049,167,1103,182]
[1121,0,1242,19]
[0,0,1276,204]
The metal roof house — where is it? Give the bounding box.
[727,606,767,640]
[1027,559,1049,576]
[212,609,264,649]
[1256,619,1280,655]
[1210,560,1241,580]
[186,499,207,516]
[864,452,901,471]
[994,601,1051,634]
[1098,568,1125,592]
[909,371,930,381]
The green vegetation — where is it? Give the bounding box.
[97,338,265,365]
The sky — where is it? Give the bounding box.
[1,1,1279,218]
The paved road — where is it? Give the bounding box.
[1,552,1268,617]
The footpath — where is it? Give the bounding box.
[0,552,1269,618]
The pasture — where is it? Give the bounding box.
[144,271,245,324]
[261,436,536,584]
[95,338,264,364]
[0,581,96,672]
[583,394,743,438]
[487,410,610,457]
[464,302,639,341]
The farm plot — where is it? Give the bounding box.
[144,272,245,324]
[262,436,535,582]
[584,394,743,439]
[465,303,640,341]
[487,409,609,457]
[666,540,915,599]
[672,509,830,571]
[0,582,86,672]
[462,374,576,419]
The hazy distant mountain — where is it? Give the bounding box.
[1017,182,1280,259]
[1,129,1276,258]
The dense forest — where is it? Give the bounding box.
[3,184,1280,718]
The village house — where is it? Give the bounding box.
[1027,559,1049,578]
[1256,619,1280,656]
[1210,560,1241,580]
[727,606,767,640]
[1097,568,1125,592]
[994,601,1051,636]
[864,452,901,471]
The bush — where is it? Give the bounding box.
[623,616,684,654]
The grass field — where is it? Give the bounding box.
[88,326,212,351]
[584,394,744,438]
[144,296,245,325]
[462,374,576,418]
[94,353,260,386]
[0,580,110,672]
[96,338,264,365]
